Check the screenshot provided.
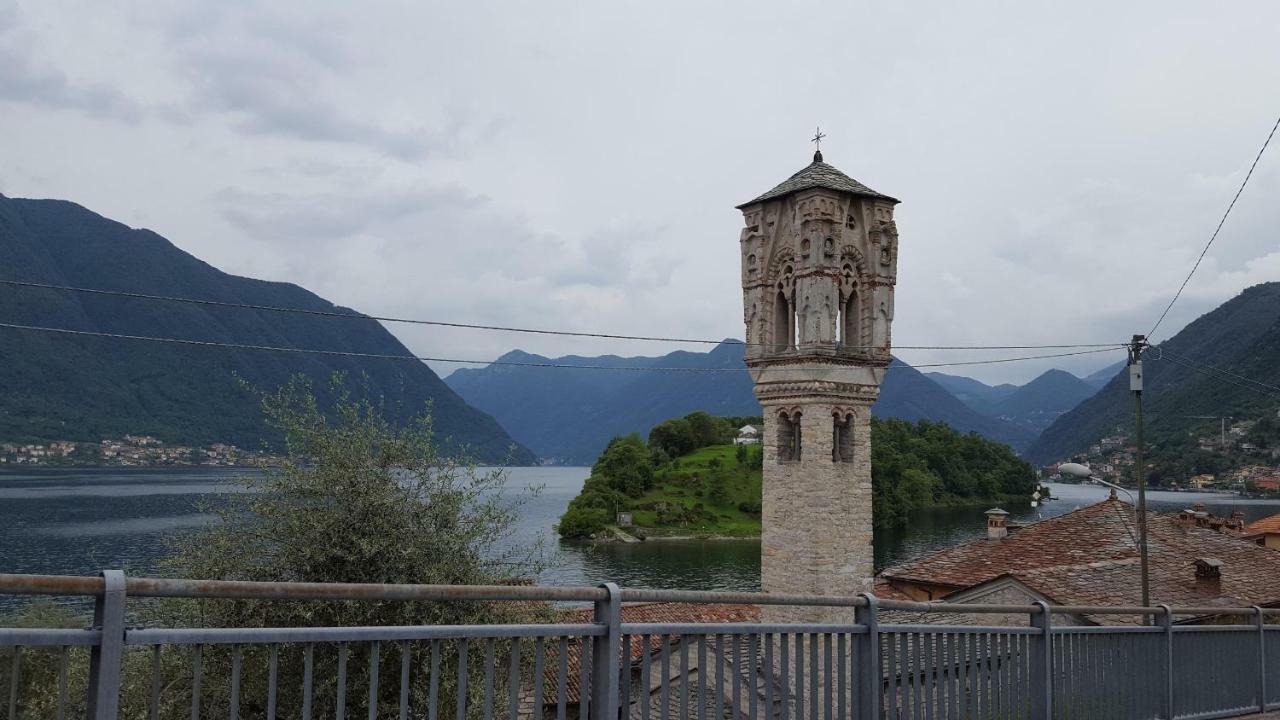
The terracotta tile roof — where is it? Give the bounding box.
[1244,513,1280,537]
[871,579,915,601]
[880,498,1141,589]
[880,498,1280,616]
[547,602,760,705]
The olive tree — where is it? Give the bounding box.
[156,375,548,718]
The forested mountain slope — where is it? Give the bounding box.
[0,194,532,463]
[1028,283,1280,465]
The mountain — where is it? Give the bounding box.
[923,372,1018,415]
[984,369,1098,435]
[446,343,1036,464]
[0,194,533,464]
[1028,283,1280,465]
[1083,360,1125,389]
[927,366,1108,435]
[446,342,759,465]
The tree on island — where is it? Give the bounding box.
[558,414,1037,539]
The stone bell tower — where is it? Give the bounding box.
[737,148,899,621]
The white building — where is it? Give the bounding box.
[733,425,762,445]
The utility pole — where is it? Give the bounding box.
[1129,334,1151,614]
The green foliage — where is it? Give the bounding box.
[591,435,655,497]
[0,602,89,719]
[557,506,611,537]
[161,375,546,717]
[871,418,1036,528]
[1247,414,1280,447]
[562,413,1035,539]
[707,472,730,505]
[561,439,763,538]
[647,411,736,460]
[685,411,734,447]
[648,417,697,458]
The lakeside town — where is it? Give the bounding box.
[0,434,281,468]
[1043,416,1280,496]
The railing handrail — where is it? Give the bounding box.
[3,570,1278,720]
[3,571,1279,616]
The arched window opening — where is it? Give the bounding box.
[777,411,802,463]
[833,413,855,463]
[772,288,790,353]
[842,288,859,349]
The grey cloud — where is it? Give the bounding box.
[0,16,141,122]
[215,185,484,242]
[165,9,471,160]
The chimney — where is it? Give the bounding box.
[1228,511,1246,533]
[1194,557,1223,581]
[985,508,1010,540]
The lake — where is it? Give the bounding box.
[3,467,1280,602]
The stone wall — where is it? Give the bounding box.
[761,398,875,623]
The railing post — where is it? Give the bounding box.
[1158,605,1174,720]
[87,569,126,720]
[1254,606,1267,714]
[854,593,880,720]
[591,582,622,720]
[1030,600,1052,720]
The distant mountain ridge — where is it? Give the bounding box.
[0,194,533,463]
[925,372,1018,414]
[1029,283,1280,464]
[926,367,1102,434]
[446,342,1036,464]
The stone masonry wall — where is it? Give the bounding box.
[761,399,874,623]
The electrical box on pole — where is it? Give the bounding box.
[1130,361,1143,392]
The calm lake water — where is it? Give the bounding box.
[3,467,1280,601]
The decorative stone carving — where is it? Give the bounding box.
[737,153,898,623]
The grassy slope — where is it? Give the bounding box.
[626,445,762,537]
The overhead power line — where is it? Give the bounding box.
[1152,352,1280,399]
[0,278,1124,352]
[1157,349,1280,394]
[0,321,1122,373]
[1148,113,1280,339]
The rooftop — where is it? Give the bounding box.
[736,151,898,209]
[1244,513,1280,537]
[880,497,1280,611]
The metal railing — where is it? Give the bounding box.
[1,571,1278,720]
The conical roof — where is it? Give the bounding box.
[736,151,898,209]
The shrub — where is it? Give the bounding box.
[557,506,610,538]
[164,375,547,718]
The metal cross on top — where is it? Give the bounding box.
[811,126,826,152]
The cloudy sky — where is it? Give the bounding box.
[2,0,1278,385]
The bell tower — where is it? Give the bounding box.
[738,148,899,622]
